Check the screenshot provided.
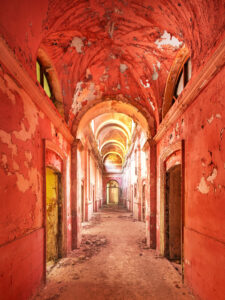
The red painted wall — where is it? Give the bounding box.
[157,65,225,300]
[0,63,71,300]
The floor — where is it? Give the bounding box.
[33,205,194,300]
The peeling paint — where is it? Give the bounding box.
[140,79,150,88]
[207,115,214,124]
[71,37,84,54]
[155,30,183,49]
[120,64,128,73]
[152,65,158,80]
[197,177,210,194]
[216,114,221,119]
[207,168,217,183]
[0,130,17,155]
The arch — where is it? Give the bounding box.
[100,141,125,154]
[103,152,123,163]
[96,124,129,141]
[162,46,190,118]
[100,140,126,153]
[95,119,131,140]
[73,99,155,139]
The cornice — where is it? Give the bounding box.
[154,37,225,143]
[0,37,74,144]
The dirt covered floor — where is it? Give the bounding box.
[33,205,194,300]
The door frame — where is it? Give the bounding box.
[159,140,185,278]
[43,140,68,282]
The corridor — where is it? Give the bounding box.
[33,206,194,300]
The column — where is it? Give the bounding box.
[144,139,156,249]
[71,139,81,249]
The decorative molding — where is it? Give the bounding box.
[45,140,67,159]
[154,37,225,142]
[0,37,73,144]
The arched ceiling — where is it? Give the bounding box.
[37,0,225,128]
[90,112,134,172]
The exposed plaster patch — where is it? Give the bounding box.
[13,96,38,141]
[120,64,128,73]
[155,30,183,49]
[25,151,32,162]
[0,130,17,155]
[207,115,214,124]
[207,168,217,183]
[16,173,30,192]
[1,154,8,168]
[71,37,84,54]
[216,114,221,119]
[197,177,210,194]
[152,65,158,80]
[149,100,155,111]
[157,61,161,70]
[16,167,41,202]
[140,79,150,88]
[0,73,16,104]
[13,161,19,171]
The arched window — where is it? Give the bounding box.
[36,48,64,118]
[36,59,52,99]
[162,46,191,118]
[172,58,192,104]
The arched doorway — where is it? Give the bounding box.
[107,180,119,204]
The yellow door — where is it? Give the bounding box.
[46,167,59,262]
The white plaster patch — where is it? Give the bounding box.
[0,130,17,155]
[216,114,221,119]
[152,65,158,80]
[140,79,150,88]
[207,115,214,124]
[157,61,161,70]
[207,168,217,183]
[120,64,128,73]
[155,30,183,49]
[149,100,155,111]
[71,37,84,54]
[197,177,210,194]
[108,21,115,38]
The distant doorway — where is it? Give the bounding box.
[46,167,63,265]
[164,165,182,262]
[107,180,119,204]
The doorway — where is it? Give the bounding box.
[164,164,182,262]
[107,180,119,204]
[46,167,62,265]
